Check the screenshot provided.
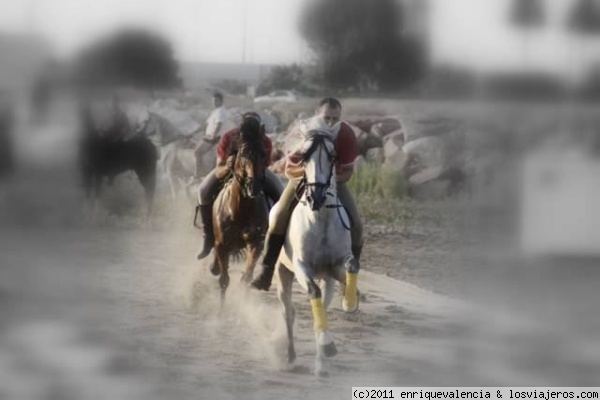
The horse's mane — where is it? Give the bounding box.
[230,122,266,163]
[300,132,335,161]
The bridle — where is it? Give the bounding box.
[231,149,266,198]
[295,132,351,230]
[301,133,336,193]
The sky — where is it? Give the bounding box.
[0,0,598,79]
[429,0,598,79]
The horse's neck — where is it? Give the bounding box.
[162,140,179,153]
[154,117,178,145]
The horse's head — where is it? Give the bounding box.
[138,112,180,146]
[232,113,267,199]
[137,111,156,136]
[301,131,337,211]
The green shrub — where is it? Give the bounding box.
[355,195,416,224]
[348,163,407,200]
[346,163,412,224]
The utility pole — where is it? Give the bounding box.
[28,0,37,36]
[242,0,248,63]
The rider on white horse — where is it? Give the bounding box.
[251,97,364,291]
[196,112,284,260]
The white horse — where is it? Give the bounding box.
[140,112,215,200]
[273,124,360,378]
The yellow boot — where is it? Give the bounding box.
[343,272,359,313]
[310,298,328,331]
[311,297,337,358]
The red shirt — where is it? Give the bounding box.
[287,121,358,173]
[216,128,273,166]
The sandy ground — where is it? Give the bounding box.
[1,100,600,400]
[2,198,599,400]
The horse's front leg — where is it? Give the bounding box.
[214,244,230,304]
[81,169,93,218]
[167,172,178,200]
[276,263,296,365]
[294,259,337,378]
[141,172,156,219]
[91,175,103,222]
[240,243,260,284]
[332,255,360,313]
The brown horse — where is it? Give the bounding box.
[211,131,269,301]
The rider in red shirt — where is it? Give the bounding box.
[216,127,273,164]
[251,97,363,291]
[196,112,283,260]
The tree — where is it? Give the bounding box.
[568,0,600,34]
[299,0,425,93]
[76,29,181,89]
[256,64,309,95]
[509,0,546,69]
[567,0,600,87]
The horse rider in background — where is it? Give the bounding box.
[191,92,234,183]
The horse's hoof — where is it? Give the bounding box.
[196,249,212,260]
[342,292,359,314]
[209,261,220,276]
[249,280,270,292]
[239,273,252,284]
[219,274,230,291]
[315,359,330,378]
[316,370,329,378]
[320,342,337,358]
[287,350,296,365]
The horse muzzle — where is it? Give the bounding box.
[242,178,263,199]
[306,184,328,211]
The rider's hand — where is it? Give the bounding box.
[225,155,235,169]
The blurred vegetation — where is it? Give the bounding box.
[252,0,600,102]
[568,0,600,35]
[256,64,318,96]
[510,0,545,29]
[347,164,418,226]
[348,163,407,200]
[509,0,546,71]
[298,0,425,93]
[75,29,181,90]
[213,79,249,95]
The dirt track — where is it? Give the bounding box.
[2,203,599,400]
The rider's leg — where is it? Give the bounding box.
[196,170,221,260]
[193,140,212,178]
[193,141,204,178]
[251,178,300,291]
[337,182,361,313]
[263,169,284,204]
[337,183,364,261]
